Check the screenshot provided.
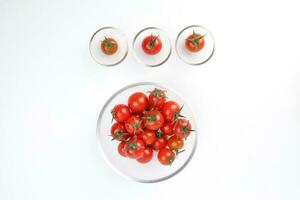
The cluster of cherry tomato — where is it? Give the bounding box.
[110,88,193,165]
[101,30,205,56]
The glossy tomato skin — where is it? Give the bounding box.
[167,136,184,150]
[162,101,181,122]
[142,35,162,55]
[110,122,130,141]
[153,137,167,151]
[139,130,156,146]
[101,37,118,55]
[111,104,131,123]
[174,119,192,139]
[137,147,153,164]
[185,33,205,53]
[161,122,174,136]
[128,92,149,114]
[118,141,128,157]
[125,138,145,159]
[148,88,166,109]
[158,148,175,165]
[143,110,164,131]
[125,115,143,135]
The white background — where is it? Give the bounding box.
[0,0,299,199]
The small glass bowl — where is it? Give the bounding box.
[133,27,172,67]
[176,25,215,65]
[96,82,197,183]
[89,27,128,66]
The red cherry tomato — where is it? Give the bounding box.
[143,110,164,131]
[128,92,149,114]
[118,141,127,157]
[139,130,156,146]
[162,101,182,122]
[101,37,118,55]
[167,136,184,150]
[185,31,205,53]
[148,88,166,109]
[161,122,174,136]
[158,148,175,165]
[142,34,162,55]
[153,137,167,151]
[137,147,153,164]
[174,119,192,139]
[110,122,130,141]
[125,138,145,159]
[125,115,143,135]
[111,104,131,123]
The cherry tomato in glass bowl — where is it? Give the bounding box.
[158,148,175,165]
[161,122,174,136]
[185,31,205,53]
[142,34,162,55]
[167,136,184,150]
[111,104,131,123]
[128,92,149,114]
[125,115,143,135]
[148,88,166,109]
[110,122,130,141]
[118,141,128,157]
[137,147,153,164]
[153,136,167,151]
[139,130,156,146]
[125,138,145,159]
[174,119,193,140]
[143,110,164,131]
[162,101,182,122]
[101,37,118,55]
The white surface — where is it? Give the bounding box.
[97,82,197,182]
[0,0,299,199]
